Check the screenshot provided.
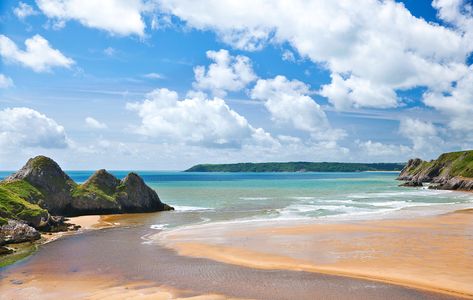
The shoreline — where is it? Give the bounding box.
[0,215,123,268]
[157,207,473,299]
[1,208,471,299]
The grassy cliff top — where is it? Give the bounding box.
[0,180,47,224]
[403,150,473,178]
[185,162,405,172]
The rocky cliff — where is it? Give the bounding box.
[397,150,473,191]
[0,156,173,243]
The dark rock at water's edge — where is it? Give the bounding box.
[0,156,173,234]
[399,181,423,187]
[69,169,173,215]
[397,150,473,191]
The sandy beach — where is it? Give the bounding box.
[0,208,470,299]
[1,210,468,299]
[157,209,473,299]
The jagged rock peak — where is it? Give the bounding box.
[5,156,75,215]
[118,172,174,212]
[83,169,120,194]
[6,155,72,183]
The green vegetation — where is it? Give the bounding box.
[1,180,45,204]
[446,151,473,177]
[71,184,116,202]
[0,217,7,226]
[185,162,405,172]
[0,180,46,223]
[406,150,473,178]
[0,242,38,268]
[29,155,56,169]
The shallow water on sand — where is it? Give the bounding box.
[1,171,472,299]
[0,223,463,300]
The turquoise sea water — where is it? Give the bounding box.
[2,171,472,228]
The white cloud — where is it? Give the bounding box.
[156,0,471,111]
[356,140,410,158]
[433,0,473,41]
[319,73,398,110]
[0,74,13,88]
[14,2,39,19]
[399,118,442,153]
[0,107,68,150]
[193,49,257,97]
[0,34,74,72]
[423,63,473,132]
[127,88,276,148]
[251,75,344,142]
[36,0,148,36]
[143,72,164,79]
[85,117,107,129]
[150,13,172,30]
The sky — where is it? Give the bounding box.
[0,0,472,170]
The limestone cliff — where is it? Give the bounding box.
[397,150,473,191]
[0,156,173,234]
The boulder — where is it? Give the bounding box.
[0,219,40,245]
[399,181,423,187]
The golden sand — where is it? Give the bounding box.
[0,271,244,300]
[158,209,473,299]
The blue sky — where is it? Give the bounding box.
[0,0,472,170]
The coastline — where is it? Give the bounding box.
[0,215,123,268]
[156,207,473,299]
[1,207,471,299]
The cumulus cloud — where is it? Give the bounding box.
[423,65,473,131]
[433,0,473,41]
[251,75,345,142]
[0,74,13,88]
[126,88,276,148]
[356,140,411,158]
[399,118,442,153]
[155,0,472,114]
[0,34,74,72]
[85,117,107,129]
[0,107,68,150]
[320,73,398,110]
[14,2,39,19]
[36,0,148,36]
[193,49,257,97]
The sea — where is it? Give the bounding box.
[1,170,472,299]
[2,170,473,230]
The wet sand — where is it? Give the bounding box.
[158,209,473,299]
[0,215,465,300]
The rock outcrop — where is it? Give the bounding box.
[70,170,173,215]
[397,150,473,191]
[1,156,173,228]
[116,173,173,212]
[0,219,40,245]
[6,156,75,215]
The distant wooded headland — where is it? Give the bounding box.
[185,162,405,172]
